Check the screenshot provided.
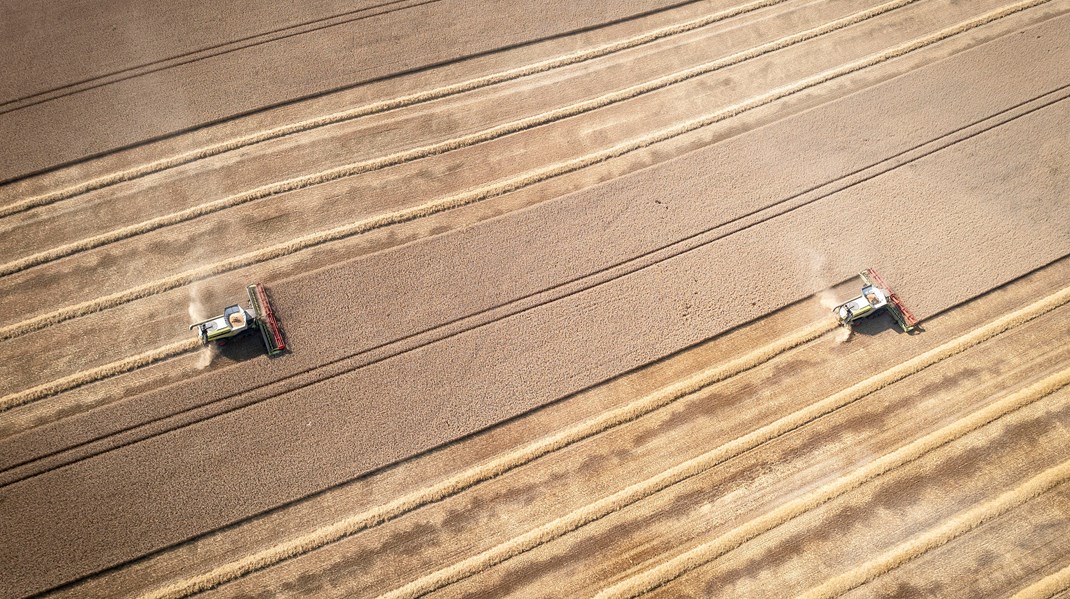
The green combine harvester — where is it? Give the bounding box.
[832,268,919,333]
[189,283,287,356]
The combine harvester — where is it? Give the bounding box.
[832,268,919,333]
[189,283,287,356]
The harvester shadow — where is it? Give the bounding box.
[851,312,924,336]
[216,334,269,362]
[219,284,291,361]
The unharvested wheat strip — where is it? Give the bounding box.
[0,0,790,219]
[1010,563,1070,599]
[0,0,1048,343]
[798,459,1070,599]
[0,0,438,114]
[0,0,919,277]
[384,292,1070,599]
[140,321,833,599]
[0,338,199,413]
[596,370,1070,599]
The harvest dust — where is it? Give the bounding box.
[188,285,215,370]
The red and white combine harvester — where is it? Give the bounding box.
[831,268,918,333]
[189,283,287,356]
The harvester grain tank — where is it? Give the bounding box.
[189,283,287,355]
[832,268,918,333]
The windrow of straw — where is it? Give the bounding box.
[3,0,1047,343]
[0,338,200,413]
[1009,562,1070,599]
[599,367,1070,598]
[141,320,833,599]
[0,0,921,278]
[0,0,790,219]
[799,457,1070,599]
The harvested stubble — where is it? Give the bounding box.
[0,0,1046,344]
[7,45,1070,595]
[0,0,921,278]
[1010,563,1070,599]
[0,338,199,412]
[599,365,1070,598]
[140,321,832,599]
[384,286,1070,599]
[0,0,788,217]
[799,458,1070,599]
[6,13,1068,478]
[14,0,796,181]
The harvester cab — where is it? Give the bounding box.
[832,268,918,333]
[190,283,287,356]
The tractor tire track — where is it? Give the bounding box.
[797,459,1070,599]
[0,0,443,116]
[0,0,1045,343]
[0,0,790,219]
[382,290,1070,599]
[596,366,1070,599]
[2,272,844,471]
[135,322,833,599]
[181,284,1070,599]
[9,78,1062,438]
[0,0,900,277]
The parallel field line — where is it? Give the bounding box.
[384,285,1070,599]
[1010,563,1070,599]
[0,339,201,413]
[0,0,792,218]
[140,321,834,599]
[598,366,1070,599]
[0,0,918,278]
[2,0,1046,343]
[798,458,1070,599]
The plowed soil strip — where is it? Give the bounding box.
[140,322,832,599]
[598,366,1070,599]
[0,0,1044,342]
[0,0,915,277]
[0,0,788,218]
[798,460,1070,599]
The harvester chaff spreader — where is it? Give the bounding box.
[832,268,918,333]
[189,283,286,356]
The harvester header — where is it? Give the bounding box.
[189,283,287,356]
[831,268,918,333]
